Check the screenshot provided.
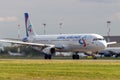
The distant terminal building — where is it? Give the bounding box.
[104,36,120,47]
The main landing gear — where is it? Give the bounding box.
[72,52,79,59]
[44,54,52,59]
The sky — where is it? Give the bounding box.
[0,0,120,39]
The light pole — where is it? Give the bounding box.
[107,21,111,42]
[17,24,20,53]
[43,23,46,35]
[59,23,63,34]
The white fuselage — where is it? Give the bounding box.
[28,33,107,53]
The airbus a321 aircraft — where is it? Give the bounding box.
[0,13,117,59]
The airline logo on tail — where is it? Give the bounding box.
[25,13,29,37]
[24,13,35,37]
[28,24,32,32]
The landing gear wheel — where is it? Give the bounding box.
[44,54,52,59]
[72,54,79,59]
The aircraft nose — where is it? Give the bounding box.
[94,41,107,51]
[99,41,107,50]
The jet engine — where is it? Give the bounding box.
[22,37,28,42]
[42,46,56,55]
[42,46,56,59]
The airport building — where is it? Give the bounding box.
[104,36,120,47]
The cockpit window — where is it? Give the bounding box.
[93,38,105,41]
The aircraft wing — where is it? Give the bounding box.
[0,39,54,47]
[107,41,117,45]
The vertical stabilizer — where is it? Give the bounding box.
[24,13,36,37]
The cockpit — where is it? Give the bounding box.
[93,38,105,41]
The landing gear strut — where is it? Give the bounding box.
[85,52,97,59]
[91,54,97,59]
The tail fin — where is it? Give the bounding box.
[24,13,36,37]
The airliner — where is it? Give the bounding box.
[0,13,117,59]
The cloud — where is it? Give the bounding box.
[0,16,18,22]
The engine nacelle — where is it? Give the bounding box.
[22,37,28,42]
[42,47,56,55]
